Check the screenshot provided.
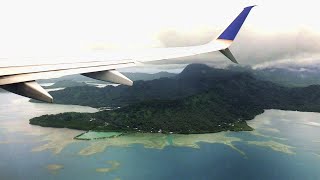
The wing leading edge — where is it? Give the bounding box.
[0,6,256,102]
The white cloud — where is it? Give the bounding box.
[0,0,319,71]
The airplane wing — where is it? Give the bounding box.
[0,6,255,102]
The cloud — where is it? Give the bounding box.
[139,27,320,71]
[252,58,320,71]
[233,29,320,65]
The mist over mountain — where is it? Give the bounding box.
[227,64,320,87]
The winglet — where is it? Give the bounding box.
[219,48,238,64]
[217,5,256,41]
[210,5,256,64]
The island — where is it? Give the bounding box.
[30,90,256,134]
[29,64,320,134]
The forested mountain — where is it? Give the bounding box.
[30,64,320,134]
[42,64,320,109]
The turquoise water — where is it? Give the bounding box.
[1,93,320,179]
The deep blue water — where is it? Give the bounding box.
[1,93,320,180]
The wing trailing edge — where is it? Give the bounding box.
[0,60,136,86]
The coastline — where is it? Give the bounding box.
[74,131,123,140]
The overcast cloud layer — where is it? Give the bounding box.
[122,27,320,73]
[0,0,319,72]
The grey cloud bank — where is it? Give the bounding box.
[128,28,320,72]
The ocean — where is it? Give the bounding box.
[0,92,320,180]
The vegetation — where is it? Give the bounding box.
[30,90,255,134]
[29,64,320,134]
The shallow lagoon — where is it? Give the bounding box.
[1,92,320,179]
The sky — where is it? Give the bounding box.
[0,0,319,72]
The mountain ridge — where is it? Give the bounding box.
[29,64,320,134]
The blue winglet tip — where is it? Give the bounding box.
[217,5,256,41]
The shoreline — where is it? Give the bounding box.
[72,128,255,141]
[74,131,124,140]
